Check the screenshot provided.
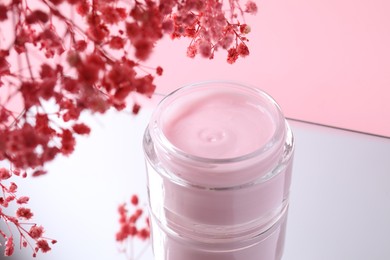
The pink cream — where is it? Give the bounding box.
[144,82,294,260]
[162,90,276,159]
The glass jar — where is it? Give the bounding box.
[143,81,294,260]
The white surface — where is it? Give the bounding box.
[1,108,390,259]
[285,121,390,260]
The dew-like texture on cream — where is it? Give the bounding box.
[162,90,275,159]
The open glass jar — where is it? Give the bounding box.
[143,81,294,260]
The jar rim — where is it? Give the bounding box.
[148,80,286,165]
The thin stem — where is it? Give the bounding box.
[24,50,35,81]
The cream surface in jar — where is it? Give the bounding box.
[162,89,276,159]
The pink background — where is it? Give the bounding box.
[149,0,390,137]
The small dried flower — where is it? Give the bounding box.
[72,123,91,135]
[17,196,30,204]
[8,182,18,193]
[0,168,11,180]
[4,236,14,256]
[237,43,250,57]
[156,66,163,76]
[16,207,34,220]
[36,239,51,253]
[227,47,239,64]
[240,24,251,34]
[130,194,139,206]
[29,225,44,239]
[245,1,258,14]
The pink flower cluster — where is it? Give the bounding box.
[116,195,150,258]
[171,0,257,62]
[0,167,56,257]
[0,0,256,257]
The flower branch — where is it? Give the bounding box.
[0,0,257,257]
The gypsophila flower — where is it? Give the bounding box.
[0,171,55,257]
[0,0,257,257]
[130,194,139,206]
[36,239,51,253]
[245,1,258,14]
[237,43,250,57]
[4,237,14,256]
[8,183,17,193]
[0,168,11,180]
[116,195,150,257]
[29,226,44,239]
[16,208,34,220]
[16,196,30,204]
